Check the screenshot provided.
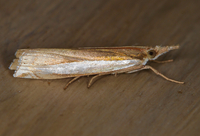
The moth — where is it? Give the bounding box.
[9,45,184,89]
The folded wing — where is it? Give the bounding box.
[9,48,143,79]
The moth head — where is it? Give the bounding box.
[146,45,180,60]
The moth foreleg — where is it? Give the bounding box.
[64,76,81,90]
[88,74,106,88]
[152,59,173,63]
[142,65,184,84]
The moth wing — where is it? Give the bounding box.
[15,47,145,60]
[10,48,144,79]
[11,50,83,79]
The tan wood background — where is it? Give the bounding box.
[0,0,200,135]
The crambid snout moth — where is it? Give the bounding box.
[9,45,184,89]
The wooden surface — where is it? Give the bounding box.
[0,0,200,136]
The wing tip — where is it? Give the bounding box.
[10,49,25,70]
[9,59,19,70]
[15,49,27,58]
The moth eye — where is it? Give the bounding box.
[147,50,156,58]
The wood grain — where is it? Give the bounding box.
[0,0,200,136]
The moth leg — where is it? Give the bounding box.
[64,76,81,90]
[142,65,184,84]
[152,59,173,63]
[88,74,106,88]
